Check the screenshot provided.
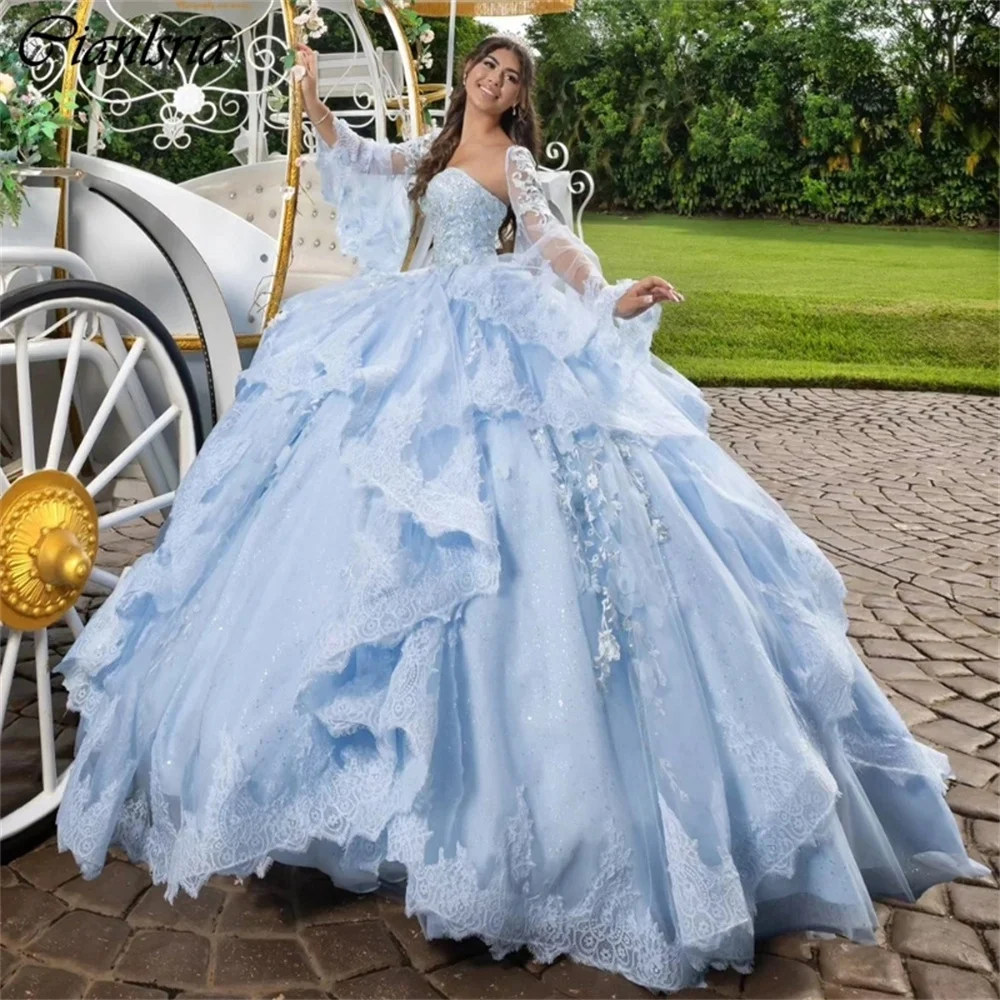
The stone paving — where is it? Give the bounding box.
[1,387,998,1000]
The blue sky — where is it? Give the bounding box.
[478,15,532,36]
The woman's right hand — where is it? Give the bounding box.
[294,44,320,109]
[614,276,683,319]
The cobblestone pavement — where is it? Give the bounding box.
[2,388,998,1000]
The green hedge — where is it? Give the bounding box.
[528,0,998,226]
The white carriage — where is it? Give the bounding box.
[0,0,588,845]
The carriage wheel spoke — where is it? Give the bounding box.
[15,331,37,477]
[1,630,22,721]
[87,406,180,499]
[0,466,10,496]
[99,491,175,530]
[67,337,147,478]
[46,313,90,470]
[34,630,57,794]
[64,607,85,640]
[20,309,81,343]
[88,567,121,591]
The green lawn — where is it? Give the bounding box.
[586,214,999,393]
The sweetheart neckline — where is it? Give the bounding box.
[439,166,510,211]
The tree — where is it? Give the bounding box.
[528,0,998,224]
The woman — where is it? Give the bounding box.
[56,36,986,994]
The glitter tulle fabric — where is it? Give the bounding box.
[55,121,987,993]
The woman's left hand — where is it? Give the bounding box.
[614,276,683,319]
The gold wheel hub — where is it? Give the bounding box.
[0,470,98,630]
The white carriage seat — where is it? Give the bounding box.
[180,159,359,300]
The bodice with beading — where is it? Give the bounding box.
[420,168,509,268]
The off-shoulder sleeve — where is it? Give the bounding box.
[313,120,440,272]
[505,145,661,365]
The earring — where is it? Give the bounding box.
[512,105,519,118]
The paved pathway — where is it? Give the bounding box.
[2,388,997,999]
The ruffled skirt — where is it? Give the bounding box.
[55,261,987,993]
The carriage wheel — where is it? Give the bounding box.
[0,280,202,846]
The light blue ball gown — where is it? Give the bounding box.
[55,120,988,993]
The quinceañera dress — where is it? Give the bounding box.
[56,121,987,993]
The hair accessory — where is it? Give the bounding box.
[487,29,526,44]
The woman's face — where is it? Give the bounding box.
[464,47,523,118]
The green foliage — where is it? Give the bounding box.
[0,47,78,225]
[427,17,495,87]
[358,0,435,81]
[529,0,999,225]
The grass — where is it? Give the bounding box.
[585,213,999,393]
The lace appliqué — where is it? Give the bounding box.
[466,328,534,417]
[658,798,754,961]
[341,384,494,543]
[615,439,671,545]
[386,790,688,993]
[398,128,440,172]
[528,426,667,690]
[506,146,552,220]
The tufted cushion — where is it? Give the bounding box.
[181,160,359,297]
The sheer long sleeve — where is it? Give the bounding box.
[505,146,661,351]
[317,117,439,177]
[312,119,440,272]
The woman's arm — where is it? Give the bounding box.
[297,45,433,273]
[296,45,436,175]
[296,44,336,148]
[505,146,682,319]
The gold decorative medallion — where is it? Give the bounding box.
[0,471,99,630]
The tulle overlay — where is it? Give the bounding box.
[57,257,986,992]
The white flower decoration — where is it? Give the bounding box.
[306,16,327,38]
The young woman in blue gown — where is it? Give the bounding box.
[54,35,987,994]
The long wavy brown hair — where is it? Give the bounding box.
[409,36,542,253]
